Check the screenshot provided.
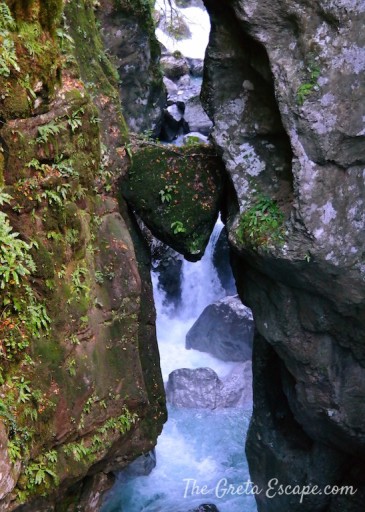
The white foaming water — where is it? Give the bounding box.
[155,0,210,59]
[154,219,238,382]
[101,219,257,512]
[102,408,257,512]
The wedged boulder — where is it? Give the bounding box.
[123,143,224,261]
[186,296,253,361]
[166,363,252,408]
[184,96,213,135]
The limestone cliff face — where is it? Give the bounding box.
[201,0,365,510]
[0,1,166,510]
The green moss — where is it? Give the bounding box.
[123,143,223,259]
[33,335,64,372]
[39,0,63,35]
[64,1,120,98]
[30,237,55,279]
[236,194,285,249]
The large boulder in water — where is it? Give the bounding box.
[166,363,252,408]
[161,54,190,80]
[186,296,253,361]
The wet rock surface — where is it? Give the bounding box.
[166,363,252,408]
[96,0,165,134]
[186,296,253,361]
[202,0,365,510]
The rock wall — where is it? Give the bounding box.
[0,1,166,510]
[95,0,166,135]
[201,0,365,510]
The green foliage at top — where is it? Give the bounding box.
[0,2,16,31]
[0,3,20,77]
[237,194,285,249]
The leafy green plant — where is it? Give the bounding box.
[24,453,58,491]
[0,211,37,290]
[7,440,22,463]
[56,27,75,53]
[18,21,45,58]
[66,358,77,377]
[18,74,36,103]
[0,2,16,31]
[71,265,89,296]
[171,221,186,234]
[159,185,175,204]
[184,135,202,146]
[297,62,320,105]
[0,3,19,77]
[67,107,84,133]
[36,120,64,144]
[237,195,285,249]
[64,440,89,461]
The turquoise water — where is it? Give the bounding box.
[101,407,257,512]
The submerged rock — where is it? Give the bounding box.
[166,363,252,408]
[120,450,157,477]
[188,505,220,512]
[186,296,253,361]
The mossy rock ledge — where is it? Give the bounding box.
[122,143,224,261]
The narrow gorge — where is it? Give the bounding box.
[0,1,364,512]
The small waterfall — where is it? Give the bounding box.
[179,219,225,321]
[101,220,256,512]
[154,219,237,383]
[101,1,257,509]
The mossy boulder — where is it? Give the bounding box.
[122,143,224,261]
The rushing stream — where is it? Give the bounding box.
[101,221,257,512]
[101,2,257,510]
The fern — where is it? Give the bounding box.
[0,211,36,290]
[0,3,16,31]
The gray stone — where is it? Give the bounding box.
[161,55,190,80]
[188,505,220,512]
[96,3,165,134]
[202,0,365,510]
[121,450,156,477]
[163,76,178,97]
[166,363,252,408]
[184,95,213,135]
[187,58,204,77]
[186,295,253,362]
